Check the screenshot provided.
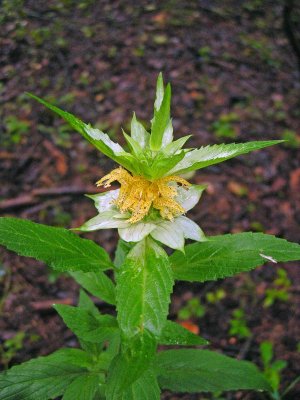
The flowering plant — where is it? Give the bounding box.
[0,74,299,400]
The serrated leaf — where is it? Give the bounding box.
[27,93,137,173]
[106,330,156,400]
[116,238,174,338]
[62,374,101,400]
[0,349,93,400]
[122,370,160,400]
[169,140,284,175]
[71,271,116,305]
[150,83,171,151]
[0,218,113,273]
[171,232,300,282]
[54,304,118,343]
[159,320,208,346]
[156,349,272,393]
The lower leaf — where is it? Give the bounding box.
[156,349,272,393]
[0,349,93,400]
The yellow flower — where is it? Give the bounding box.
[96,167,191,224]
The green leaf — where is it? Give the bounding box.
[62,374,101,400]
[150,83,171,151]
[77,290,104,357]
[54,304,118,343]
[0,218,113,273]
[163,135,192,155]
[114,239,134,268]
[116,238,174,338]
[159,321,208,346]
[78,289,100,316]
[130,112,150,149]
[106,330,156,400]
[170,141,284,175]
[154,72,164,110]
[150,150,186,179]
[171,233,300,282]
[156,349,272,393]
[122,370,160,400]
[0,349,93,400]
[27,93,137,173]
[122,129,144,157]
[71,271,116,305]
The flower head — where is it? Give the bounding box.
[29,73,283,249]
[96,167,190,224]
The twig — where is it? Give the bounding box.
[0,185,113,211]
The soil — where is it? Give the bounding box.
[0,1,299,399]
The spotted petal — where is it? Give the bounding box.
[176,185,206,212]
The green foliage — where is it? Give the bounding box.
[170,140,283,175]
[122,371,160,400]
[0,349,97,400]
[229,309,251,339]
[54,304,118,343]
[71,271,116,305]
[260,341,287,394]
[1,73,299,399]
[3,115,30,147]
[263,268,291,308]
[106,331,157,399]
[282,129,300,149]
[211,112,239,139]
[198,46,211,62]
[178,297,206,320]
[0,331,26,368]
[150,75,172,150]
[206,289,226,304]
[116,238,174,338]
[171,232,300,282]
[159,321,208,346]
[156,349,271,393]
[0,218,113,273]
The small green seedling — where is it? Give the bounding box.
[263,268,291,308]
[229,309,251,339]
[206,289,226,304]
[3,115,30,147]
[260,341,287,400]
[0,331,26,369]
[282,129,300,149]
[178,298,206,320]
[211,112,239,139]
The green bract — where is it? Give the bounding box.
[27,73,282,181]
[0,74,299,400]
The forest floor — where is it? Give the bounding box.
[0,1,299,399]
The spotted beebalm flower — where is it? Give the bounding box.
[29,73,282,250]
[80,167,206,251]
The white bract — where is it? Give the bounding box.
[80,185,206,251]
